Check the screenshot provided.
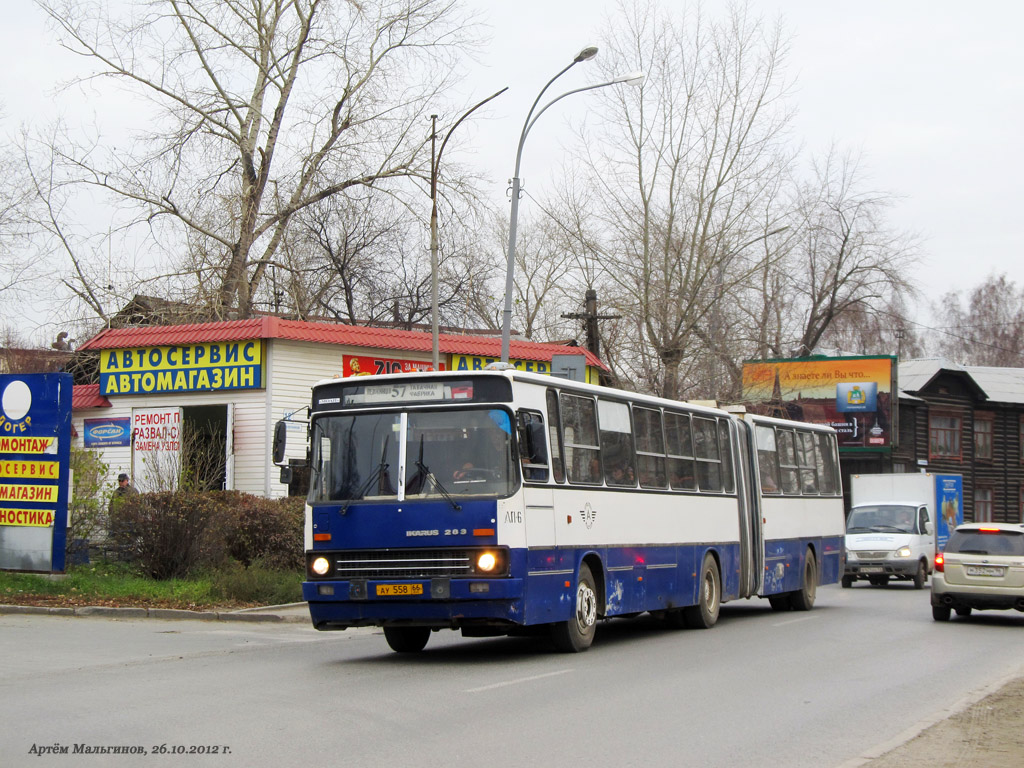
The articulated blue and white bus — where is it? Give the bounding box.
[279,369,844,653]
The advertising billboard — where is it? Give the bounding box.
[741,356,896,451]
[0,374,72,573]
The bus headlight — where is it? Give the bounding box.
[894,546,912,558]
[476,552,498,573]
[311,557,331,576]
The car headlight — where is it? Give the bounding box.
[311,556,331,576]
[894,546,912,558]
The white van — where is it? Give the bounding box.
[843,501,934,589]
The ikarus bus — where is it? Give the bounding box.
[273,369,845,653]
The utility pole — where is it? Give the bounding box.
[562,289,620,385]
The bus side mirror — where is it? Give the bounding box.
[273,420,288,465]
[279,465,293,485]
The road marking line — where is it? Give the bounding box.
[773,615,817,627]
[465,669,573,693]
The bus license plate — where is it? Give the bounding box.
[376,584,424,597]
[966,566,1004,577]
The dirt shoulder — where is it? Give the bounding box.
[855,674,1024,767]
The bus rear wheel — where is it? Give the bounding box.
[551,563,598,652]
[683,553,720,629]
[383,626,431,653]
[790,549,817,611]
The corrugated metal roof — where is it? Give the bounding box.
[77,317,607,369]
[72,383,111,409]
[899,358,1024,404]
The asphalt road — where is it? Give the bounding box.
[3,583,1024,768]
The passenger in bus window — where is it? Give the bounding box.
[609,463,635,486]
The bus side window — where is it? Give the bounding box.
[815,432,837,494]
[777,430,799,495]
[665,411,696,490]
[516,410,550,482]
[755,425,780,494]
[797,431,818,494]
[561,393,601,484]
[634,406,667,489]
[546,389,566,483]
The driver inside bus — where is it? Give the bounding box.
[452,410,511,482]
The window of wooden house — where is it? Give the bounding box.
[974,412,993,462]
[929,412,962,460]
[975,486,993,523]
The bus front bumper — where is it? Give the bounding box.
[302,577,525,630]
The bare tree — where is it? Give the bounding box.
[34,0,475,320]
[0,124,42,301]
[572,0,795,399]
[768,147,919,359]
[930,273,1024,367]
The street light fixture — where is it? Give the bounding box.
[499,48,644,363]
[429,87,508,368]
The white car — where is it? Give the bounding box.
[931,522,1024,621]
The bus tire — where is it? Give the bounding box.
[768,596,791,612]
[383,626,431,653]
[551,563,598,652]
[790,549,817,611]
[913,560,927,590]
[683,553,721,629]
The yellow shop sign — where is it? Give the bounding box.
[99,341,264,395]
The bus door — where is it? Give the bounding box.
[733,419,762,598]
[516,410,556,548]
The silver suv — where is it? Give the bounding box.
[932,522,1024,621]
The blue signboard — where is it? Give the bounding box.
[835,382,878,413]
[934,474,964,552]
[84,417,132,448]
[0,374,72,573]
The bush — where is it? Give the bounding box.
[221,493,304,571]
[66,448,110,560]
[109,490,304,579]
[109,491,229,579]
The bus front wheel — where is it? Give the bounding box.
[551,563,598,652]
[683,553,721,629]
[383,626,431,653]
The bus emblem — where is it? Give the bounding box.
[580,503,597,530]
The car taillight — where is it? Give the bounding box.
[979,527,1000,533]
[934,553,944,572]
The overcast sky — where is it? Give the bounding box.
[461,0,1024,322]
[3,1,1023,340]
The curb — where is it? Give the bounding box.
[0,603,309,624]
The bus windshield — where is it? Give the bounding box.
[308,407,516,503]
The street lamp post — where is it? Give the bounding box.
[499,47,644,362]
[430,88,508,369]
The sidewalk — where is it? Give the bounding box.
[0,601,312,623]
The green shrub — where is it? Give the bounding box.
[108,490,304,580]
[220,493,304,571]
[66,447,110,559]
[109,491,229,579]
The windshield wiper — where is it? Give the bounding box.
[411,437,461,511]
[340,438,391,515]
